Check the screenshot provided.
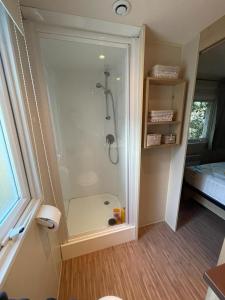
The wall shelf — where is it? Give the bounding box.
[147,77,186,86]
[143,77,187,149]
[145,143,179,149]
[147,121,181,126]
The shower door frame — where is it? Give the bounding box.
[40,30,130,237]
[24,19,144,248]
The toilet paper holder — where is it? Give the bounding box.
[36,205,61,231]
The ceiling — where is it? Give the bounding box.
[197,39,225,80]
[20,0,225,44]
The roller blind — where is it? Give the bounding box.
[0,0,24,35]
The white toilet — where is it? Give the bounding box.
[99,297,122,300]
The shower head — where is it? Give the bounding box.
[96,82,105,89]
[96,71,110,89]
[96,83,111,95]
[104,71,110,77]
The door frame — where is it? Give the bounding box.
[166,15,225,231]
[23,12,145,242]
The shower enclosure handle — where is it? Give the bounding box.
[106,134,115,144]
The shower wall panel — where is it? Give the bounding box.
[48,70,119,202]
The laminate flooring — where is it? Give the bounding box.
[59,200,225,300]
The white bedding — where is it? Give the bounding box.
[184,162,225,206]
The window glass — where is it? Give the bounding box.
[188,100,215,141]
[0,12,31,244]
[0,119,20,224]
[0,59,30,242]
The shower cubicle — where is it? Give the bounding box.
[40,36,128,237]
[24,9,144,255]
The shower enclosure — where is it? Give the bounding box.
[40,36,129,237]
[24,10,143,256]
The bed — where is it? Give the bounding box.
[184,162,225,208]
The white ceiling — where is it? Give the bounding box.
[197,39,225,80]
[20,0,225,44]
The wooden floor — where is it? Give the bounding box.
[59,201,225,300]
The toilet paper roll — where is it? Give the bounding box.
[36,205,61,231]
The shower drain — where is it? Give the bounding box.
[104,201,110,205]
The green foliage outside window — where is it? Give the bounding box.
[188,101,209,140]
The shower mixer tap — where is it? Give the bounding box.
[106,134,115,144]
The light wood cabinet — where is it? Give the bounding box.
[143,77,187,149]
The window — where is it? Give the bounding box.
[188,100,216,142]
[0,57,30,243]
[0,121,19,223]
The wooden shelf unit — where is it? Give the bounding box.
[143,77,186,149]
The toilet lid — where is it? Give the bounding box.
[99,297,122,300]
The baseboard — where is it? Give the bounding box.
[194,194,225,220]
[61,224,136,260]
[139,219,164,228]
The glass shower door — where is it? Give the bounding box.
[40,35,129,237]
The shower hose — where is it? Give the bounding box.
[108,90,119,165]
